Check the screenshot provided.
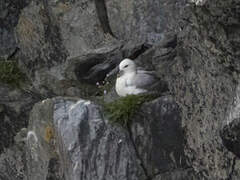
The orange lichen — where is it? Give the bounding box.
[44,126,54,143]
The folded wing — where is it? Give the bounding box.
[126,70,159,89]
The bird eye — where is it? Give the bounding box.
[124,65,128,68]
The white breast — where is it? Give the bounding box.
[115,75,147,97]
[115,76,128,97]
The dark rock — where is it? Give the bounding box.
[70,46,123,85]
[0,29,17,59]
[94,0,114,36]
[0,144,26,180]
[0,0,30,58]
[0,84,40,153]
[221,118,240,158]
[46,158,64,180]
[131,96,188,178]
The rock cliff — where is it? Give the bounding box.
[0,0,240,179]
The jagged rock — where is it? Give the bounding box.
[131,96,188,178]
[105,0,183,43]
[26,96,197,180]
[0,84,40,153]
[0,144,26,180]
[13,0,185,97]
[0,0,29,59]
[15,0,119,93]
[0,127,27,180]
[25,94,207,180]
[64,45,123,85]
[221,118,240,158]
[0,29,17,60]
[27,97,146,180]
[1,0,240,179]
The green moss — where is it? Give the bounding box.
[0,61,26,87]
[104,94,156,127]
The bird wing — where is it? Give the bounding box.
[126,70,159,89]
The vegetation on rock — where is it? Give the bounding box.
[0,60,26,87]
[104,94,156,127]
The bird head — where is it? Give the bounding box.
[118,58,136,77]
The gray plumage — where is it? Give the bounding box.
[126,70,159,89]
[115,58,165,97]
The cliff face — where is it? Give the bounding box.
[0,0,240,180]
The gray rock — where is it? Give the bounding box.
[15,0,118,90]
[0,84,40,153]
[105,0,183,43]
[26,97,146,180]
[0,29,17,59]
[189,0,207,6]
[153,168,197,180]
[221,118,240,158]
[1,0,240,179]
[0,0,29,59]
[131,96,188,178]
[0,144,26,180]
[15,0,68,74]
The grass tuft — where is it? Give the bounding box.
[104,94,156,127]
[0,60,26,87]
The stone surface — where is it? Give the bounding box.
[15,0,119,94]
[0,143,26,180]
[0,84,40,153]
[131,96,187,178]
[221,118,240,158]
[189,0,207,6]
[1,0,240,179]
[106,0,184,44]
[0,0,30,59]
[26,97,146,180]
[153,168,197,180]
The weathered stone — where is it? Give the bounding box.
[16,0,68,75]
[15,0,119,92]
[153,168,197,180]
[0,0,29,59]
[189,0,207,6]
[0,84,40,153]
[0,144,26,180]
[105,0,183,43]
[131,96,188,178]
[1,0,240,179]
[221,118,240,158]
[26,97,146,180]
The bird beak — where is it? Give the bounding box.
[117,70,124,77]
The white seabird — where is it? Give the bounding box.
[115,58,159,97]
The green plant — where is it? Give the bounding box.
[0,61,25,87]
[104,94,156,127]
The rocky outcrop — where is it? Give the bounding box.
[0,0,240,179]
[0,0,30,59]
[0,84,41,153]
[27,97,146,180]
[221,118,240,158]
[105,0,183,43]
[131,96,187,178]
[25,96,196,180]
